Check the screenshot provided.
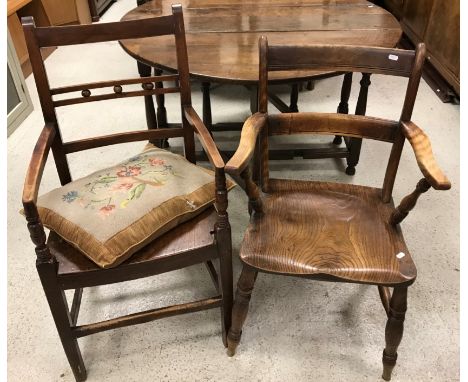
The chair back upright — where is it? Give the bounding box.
[21,4,195,186]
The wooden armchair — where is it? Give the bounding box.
[21,6,232,381]
[225,37,450,380]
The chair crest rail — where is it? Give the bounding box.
[24,15,176,47]
[267,45,416,77]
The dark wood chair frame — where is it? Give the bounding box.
[133,0,369,176]
[21,6,233,382]
[224,37,451,381]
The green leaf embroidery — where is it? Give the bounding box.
[128,183,146,200]
[134,183,146,199]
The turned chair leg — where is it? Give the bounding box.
[38,262,87,381]
[227,265,258,356]
[218,245,233,347]
[382,287,408,381]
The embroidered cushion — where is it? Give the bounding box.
[34,147,234,268]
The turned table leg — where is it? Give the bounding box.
[137,61,158,137]
[201,82,213,130]
[334,72,353,145]
[306,80,315,90]
[250,85,259,113]
[289,83,299,112]
[345,72,371,175]
[153,67,169,148]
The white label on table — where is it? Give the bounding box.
[388,54,399,61]
[396,252,406,259]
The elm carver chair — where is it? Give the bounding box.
[225,37,451,380]
[21,6,232,381]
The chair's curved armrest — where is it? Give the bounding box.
[22,123,56,216]
[183,106,224,170]
[401,121,451,190]
[225,113,267,176]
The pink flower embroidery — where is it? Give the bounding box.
[99,204,116,217]
[116,166,141,177]
[112,182,133,191]
[149,158,165,166]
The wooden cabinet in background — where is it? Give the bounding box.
[7,1,31,67]
[7,0,92,77]
[8,0,55,77]
[40,0,91,25]
[87,0,114,22]
[422,0,460,95]
[383,0,459,98]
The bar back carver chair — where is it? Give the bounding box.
[225,37,451,380]
[21,6,232,381]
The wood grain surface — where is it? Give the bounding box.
[120,0,401,83]
[401,121,451,190]
[267,112,398,142]
[22,123,56,206]
[225,113,267,175]
[239,179,416,286]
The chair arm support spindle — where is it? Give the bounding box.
[390,178,431,225]
[24,204,53,263]
[240,166,263,215]
[214,167,230,230]
[22,123,57,263]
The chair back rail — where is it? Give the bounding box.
[21,4,194,186]
[63,128,185,154]
[267,45,416,77]
[53,87,180,108]
[268,113,398,143]
[258,36,426,201]
[30,15,175,47]
[50,74,179,95]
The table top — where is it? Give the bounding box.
[120,0,401,84]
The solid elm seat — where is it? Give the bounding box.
[49,208,218,288]
[239,179,415,286]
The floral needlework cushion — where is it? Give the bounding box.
[35,147,235,268]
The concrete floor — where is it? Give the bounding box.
[7,1,459,381]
